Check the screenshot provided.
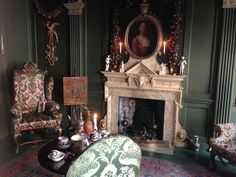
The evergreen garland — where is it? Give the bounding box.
[110,5,121,72]
[34,0,63,19]
[167,0,183,74]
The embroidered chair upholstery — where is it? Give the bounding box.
[11,62,62,153]
[209,123,236,170]
[66,135,142,177]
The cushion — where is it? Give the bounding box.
[13,70,45,114]
[66,135,141,177]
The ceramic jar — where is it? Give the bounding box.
[83,120,93,134]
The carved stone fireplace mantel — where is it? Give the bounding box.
[102,64,186,154]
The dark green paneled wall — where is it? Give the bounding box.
[33,4,70,128]
[0,0,34,138]
[34,0,110,125]
[0,0,234,142]
[182,0,217,139]
[86,0,109,116]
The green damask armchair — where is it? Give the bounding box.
[10,62,62,153]
[66,135,142,177]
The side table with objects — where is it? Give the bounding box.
[38,130,110,175]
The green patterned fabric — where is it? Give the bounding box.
[66,135,142,177]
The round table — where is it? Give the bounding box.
[38,131,109,175]
[38,140,82,175]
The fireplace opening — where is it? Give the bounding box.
[118,97,165,140]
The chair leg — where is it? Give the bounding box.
[210,151,217,171]
[14,132,21,154]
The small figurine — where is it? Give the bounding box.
[159,63,167,75]
[178,56,187,75]
[105,55,111,71]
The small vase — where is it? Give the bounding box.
[83,120,94,134]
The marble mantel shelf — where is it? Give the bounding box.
[102,71,186,91]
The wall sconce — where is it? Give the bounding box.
[63,0,85,16]
[0,35,4,55]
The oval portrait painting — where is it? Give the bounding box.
[125,15,163,60]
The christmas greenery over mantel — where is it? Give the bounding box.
[109,0,184,74]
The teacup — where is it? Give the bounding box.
[71,134,89,152]
[71,134,83,142]
[58,136,69,145]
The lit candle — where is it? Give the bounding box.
[119,42,122,54]
[163,41,166,54]
[93,113,98,130]
[0,35,4,54]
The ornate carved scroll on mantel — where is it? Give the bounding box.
[223,0,236,8]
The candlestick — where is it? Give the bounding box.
[93,113,98,131]
[163,41,166,54]
[119,42,122,54]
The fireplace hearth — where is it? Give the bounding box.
[119,97,164,140]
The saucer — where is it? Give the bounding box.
[91,134,102,141]
[48,150,66,162]
[57,141,71,149]
[100,130,110,137]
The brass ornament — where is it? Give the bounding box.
[45,21,59,66]
[34,0,63,66]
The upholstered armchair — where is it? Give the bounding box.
[66,135,142,177]
[209,123,236,170]
[11,62,62,153]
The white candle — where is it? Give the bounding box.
[93,113,98,130]
[0,35,4,54]
[163,41,166,54]
[119,42,122,54]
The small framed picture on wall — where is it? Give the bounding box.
[63,77,88,106]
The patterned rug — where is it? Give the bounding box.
[140,157,220,177]
[0,148,222,177]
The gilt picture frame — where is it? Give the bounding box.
[125,15,163,60]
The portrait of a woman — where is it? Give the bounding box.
[125,16,162,59]
[131,21,151,57]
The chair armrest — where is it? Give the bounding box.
[45,101,60,115]
[210,123,236,145]
[10,103,23,119]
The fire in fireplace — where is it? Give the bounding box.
[119,97,165,140]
